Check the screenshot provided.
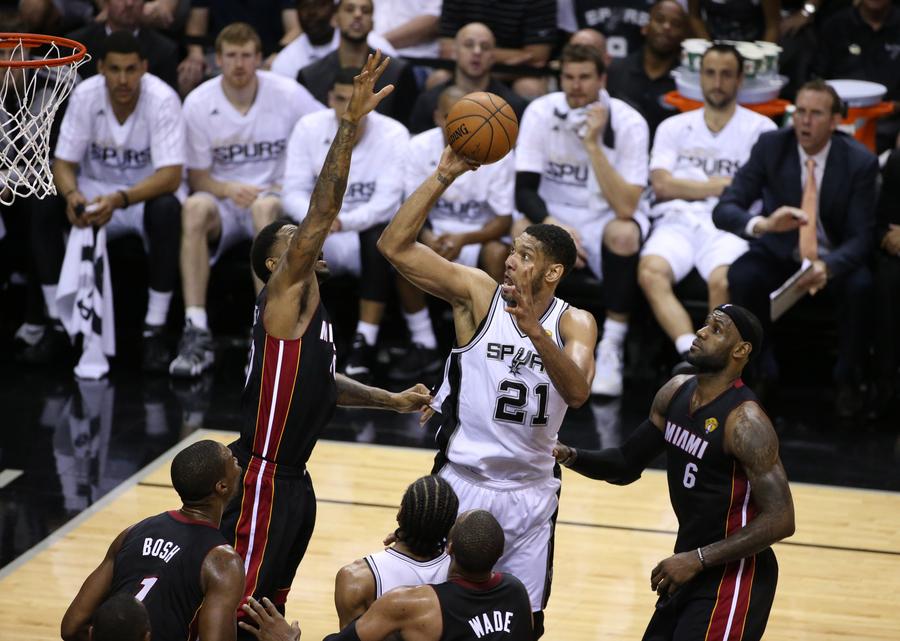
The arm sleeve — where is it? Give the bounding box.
[488,152,516,216]
[567,419,666,485]
[515,171,549,223]
[649,118,679,173]
[339,127,408,231]
[54,86,91,163]
[282,119,316,221]
[150,90,187,169]
[183,96,213,171]
[712,135,770,236]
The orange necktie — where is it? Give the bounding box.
[799,156,818,260]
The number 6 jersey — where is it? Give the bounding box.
[433,287,570,482]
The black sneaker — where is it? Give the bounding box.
[20,323,70,364]
[343,333,374,383]
[142,324,170,374]
[387,343,442,380]
[169,324,215,378]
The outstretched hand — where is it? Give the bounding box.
[344,51,394,123]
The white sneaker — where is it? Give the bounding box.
[592,340,624,397]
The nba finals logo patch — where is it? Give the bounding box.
[704,418,719,434]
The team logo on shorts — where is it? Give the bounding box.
[704,418,719,434]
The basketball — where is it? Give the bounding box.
[445,92,518,164]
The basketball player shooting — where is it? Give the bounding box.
[554,305,795,641]
[378,145,598,639]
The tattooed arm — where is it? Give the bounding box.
[650,402,795,596]
[335,375,432,413]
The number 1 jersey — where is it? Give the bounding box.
[433,287,570,482]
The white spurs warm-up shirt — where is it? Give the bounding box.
[649,105,776,218]
[282,109,408,231]
[515,89,649,226]
[182,70,324,188]
[404,127,514,235]
[55,73,185,185]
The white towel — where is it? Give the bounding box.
[56,226,116,379]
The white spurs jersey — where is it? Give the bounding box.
[516,90,649,226]
[283,109,408,231]
[434,287,571,482]
[364,548,451,598]
[405,127,514,234]
[649,105,776,218]
[55,73,185,185]
[182,70,324,187]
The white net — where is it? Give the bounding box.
[0,35,88,206]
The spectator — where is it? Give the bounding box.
[373,0,442,60]
[18,0,94,34]
[437,0,556,97]
[24,31,185,373]
[714,79,878,418]
[271,0,397,82]
[298,0,419,126]
[688,0,780,43]
[815,0,900,153]
[515,44,650,397]
[872,148,900,416]
[406,85,512,282]
[170,23,323,379]
[557,0,655,59]
[568,28,612,67]
[408,22,528,134]
[284,68,439,383]
[178,0,300,96]
[639,44,776,374]
[778,0,818,101]
[606,0,687,141]
[68,0,179,91]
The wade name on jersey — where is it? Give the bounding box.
[468,610,518,638]
[486,343,545,374]
[664,420,711,460]
[212,139,287,165]
[141,537,181,564]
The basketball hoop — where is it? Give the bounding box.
[0,33,88,206]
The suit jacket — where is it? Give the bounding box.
[713,128,878,279]
[297,48,419,127]
[67,23,179,92]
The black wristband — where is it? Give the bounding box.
[118,189,130,208]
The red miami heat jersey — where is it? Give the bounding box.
[238,288,337,469]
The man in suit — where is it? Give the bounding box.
[297,0,418,126]
[68,0,179,91]
[713,79,878,417]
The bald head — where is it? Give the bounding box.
[454,22,496,80]
[568,28,611,67]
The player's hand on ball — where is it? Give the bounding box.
[437,145,480,181]
[346,50,394,122]
[392,383,433,414]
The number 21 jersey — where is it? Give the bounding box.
[434,287,570,482]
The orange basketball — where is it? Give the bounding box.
[445,91,518,164]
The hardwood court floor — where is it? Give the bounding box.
[2,429,899,641]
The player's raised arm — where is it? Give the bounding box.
[377,145,495,306]
[274,52,393,286]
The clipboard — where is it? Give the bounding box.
[769,259,813,322]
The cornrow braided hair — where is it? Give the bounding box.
[395,475,459,558]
